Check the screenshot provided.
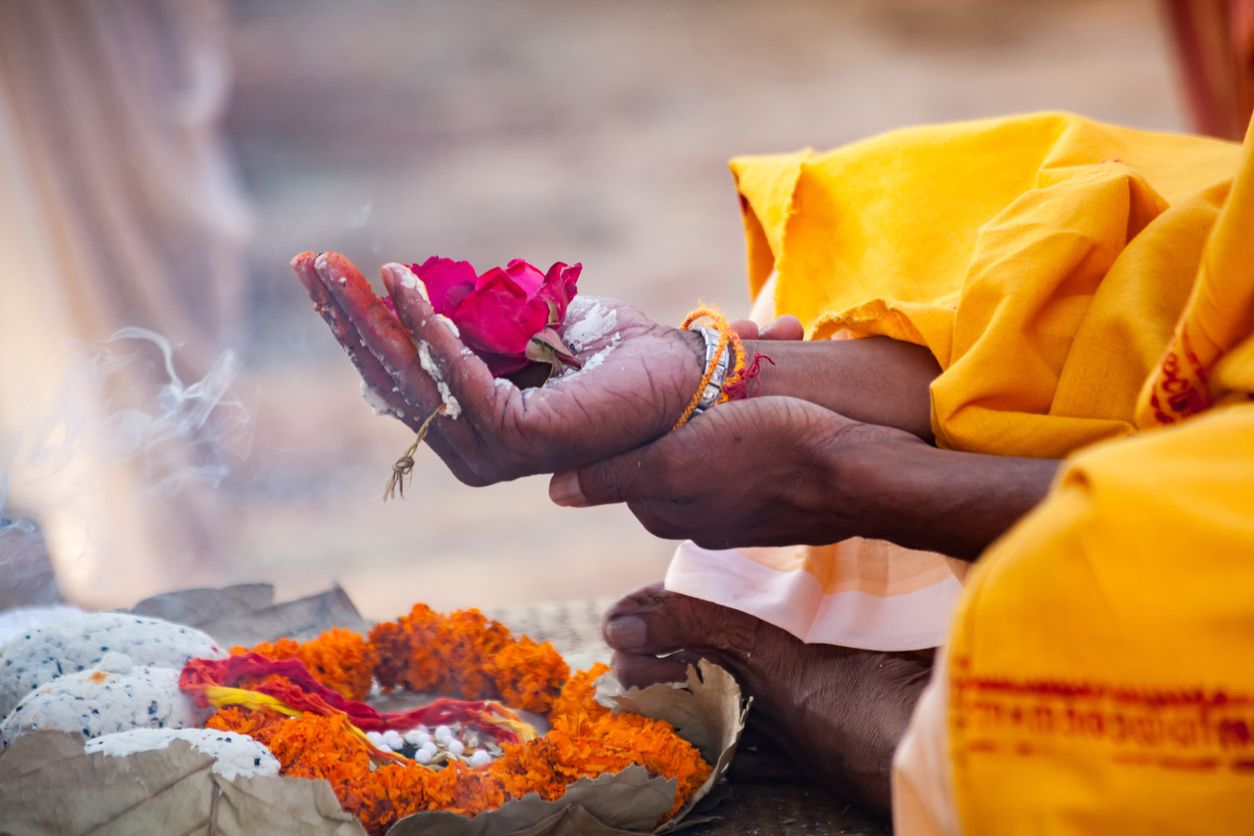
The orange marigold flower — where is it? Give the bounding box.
[239,628,378,701]
[368,605,546,702]
[438,609,511,697]
[549,662,610,719]
[206,705,282,739]
[489,636,569,714]
[202,606,713,833]
[368,603,444,692]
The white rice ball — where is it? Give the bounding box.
[1,665,207,748]
[0,613,224,717]
[85,728,279,780]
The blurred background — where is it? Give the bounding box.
[0,0,1250,619]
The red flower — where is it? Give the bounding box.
[408,258,582,377]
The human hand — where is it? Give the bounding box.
[291,251,707,485]
[728,315,805,342]
[547,396,920,549]
[548,391,1061,557]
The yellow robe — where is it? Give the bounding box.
[936,119,1254,832]
[893,113,1254,833]
[666,113,1243,652]
[732,111,1240,457]
[694,108,1254,828]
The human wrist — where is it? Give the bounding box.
[735,337,938,440]
[841,434,1060,559]
[669,322,740,431]
[663,327,713,428]
[819,421,934,545]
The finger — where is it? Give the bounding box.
[310,253,482,483]
[316,252,423,384]
[548,454,652,508]
[291,252,421,431]
[760,315,804,341]
[383,262,509,440]
[626,498,693,541]
[550,426,700,507]
[610,650,701,689]
[377,264,484,451]
[729,319,760,340]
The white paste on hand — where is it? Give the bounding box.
[434,314,460,338]
[563,298,618,352]
[543,335,620,388]
[418,342,462,419]
[360,380,394,417]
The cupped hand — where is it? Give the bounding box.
[547,395,922,549]
[292,251,707,485]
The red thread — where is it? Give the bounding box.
[724,352,775,401]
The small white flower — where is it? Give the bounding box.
[414,746,435,765]
[365,731,386,748]
[447,739,465,756]
[468,749,492,767]
[434,724,453,742]
[382,730,404,750]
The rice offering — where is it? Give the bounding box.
[84,727,281,780]
[0,612,223,716]
[1,662,208,748]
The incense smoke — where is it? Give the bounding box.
[0,328,249,608]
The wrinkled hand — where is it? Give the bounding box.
[292,252,706,485]
[548,396,921,549]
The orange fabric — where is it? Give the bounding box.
[939,114,1254,833]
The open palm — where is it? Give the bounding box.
[292,252,704,486]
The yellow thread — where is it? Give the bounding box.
[206,685,300,716]
[206,685,413,764]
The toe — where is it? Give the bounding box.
[602,583,757,662]
[611,650,700,690]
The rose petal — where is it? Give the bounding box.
[537,262,581,321]
[501,259,547,297]
[411,257,477,317]
[453,271,551,363]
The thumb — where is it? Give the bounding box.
[549,446,669,508]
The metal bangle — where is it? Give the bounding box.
[692,326,729,417]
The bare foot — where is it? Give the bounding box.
[603,583,931,818]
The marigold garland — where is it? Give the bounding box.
[239,627,378,701]
[366,604,569,713]
[198,608,711,835]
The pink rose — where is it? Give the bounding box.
[407,257,582,376]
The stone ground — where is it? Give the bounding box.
[214,0,1185,619]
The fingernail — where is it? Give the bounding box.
[549,472,587,507]
[605,615,648,650]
